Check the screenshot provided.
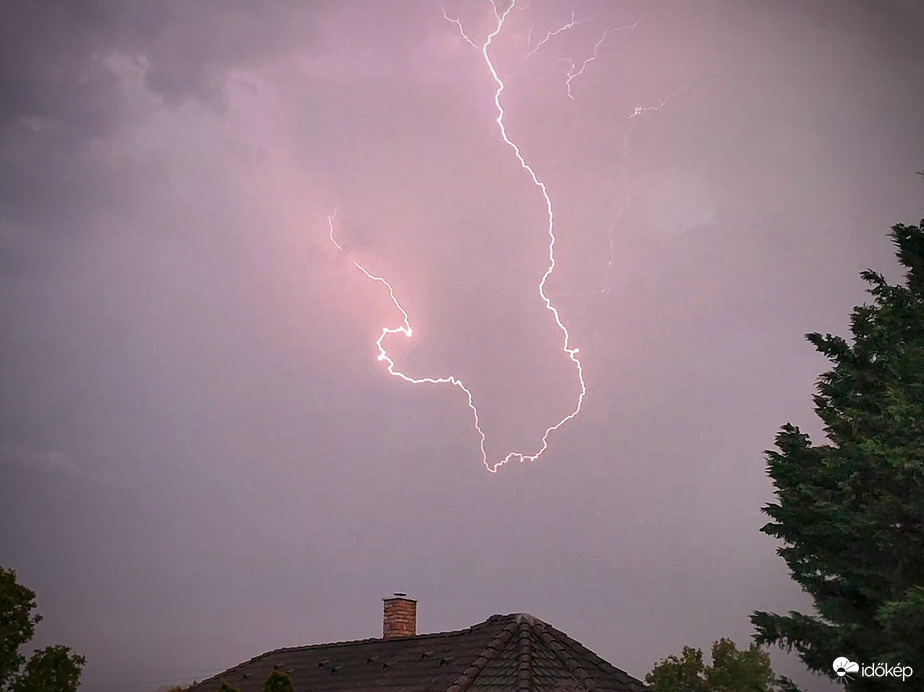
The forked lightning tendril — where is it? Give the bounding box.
[329,0,591,473]
[559,19,640,100]
[329,211,490,467]
[629,87,689,120]
[525,10,587,58]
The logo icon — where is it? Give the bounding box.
[833,657,860,679]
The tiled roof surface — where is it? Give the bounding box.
[186,613,647,692]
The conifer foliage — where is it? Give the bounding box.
[752,220,924,688]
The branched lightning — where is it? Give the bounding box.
[329,211,490,466]
[329,2,687,472]
[331,0,597,473]
[558,19,640,100]
[522,8,640,101]
[523,13,685,298]
[444,0,587,472]
[525,10,587,58]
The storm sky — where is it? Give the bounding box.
[1,1,923,690]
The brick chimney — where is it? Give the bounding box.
[382,593,416,639]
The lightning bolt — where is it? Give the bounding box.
[329,2,686,471]
[331,0,595,473]
[443,0,587,472]
[328,211,490,467]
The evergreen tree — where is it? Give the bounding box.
[751,220,924,688]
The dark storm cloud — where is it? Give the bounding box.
[0,0,319,246]
[0,0,319,123]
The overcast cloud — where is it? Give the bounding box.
[1,2,923,690]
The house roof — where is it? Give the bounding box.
[186,613,648,692]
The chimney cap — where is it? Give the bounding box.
[384,592,415,601]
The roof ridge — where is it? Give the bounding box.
[516,614,534,691]
[446,615,520,692]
